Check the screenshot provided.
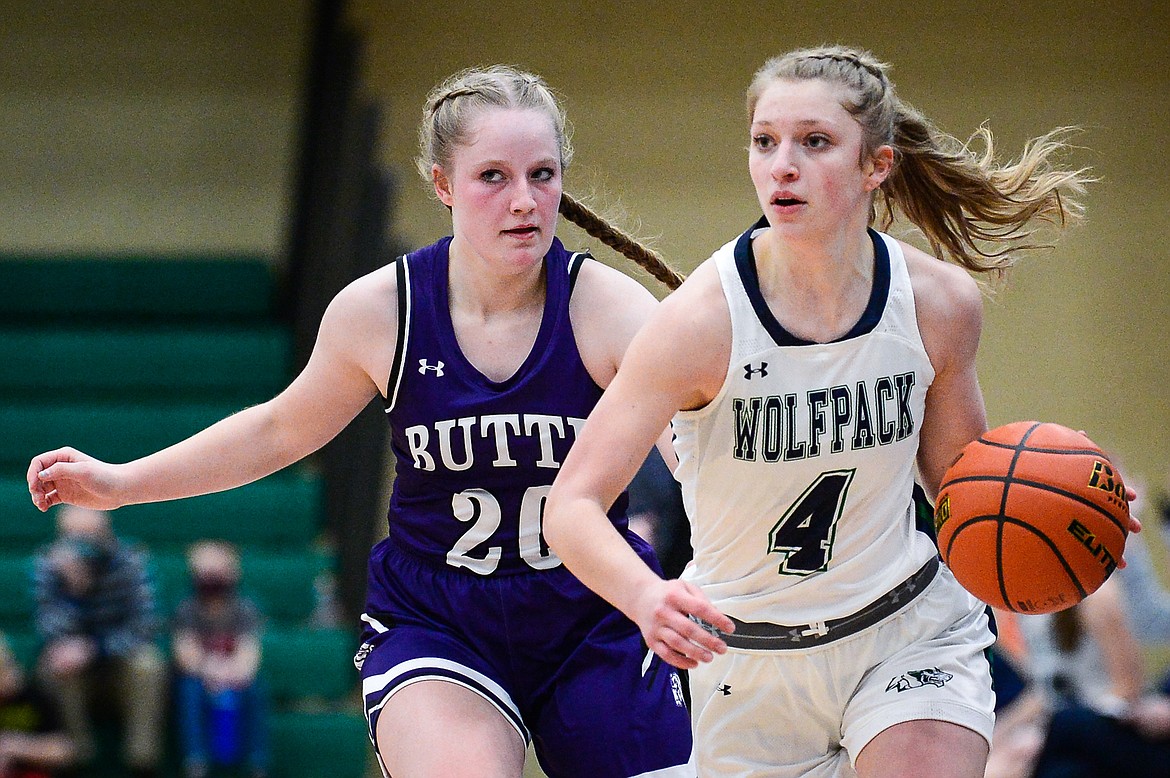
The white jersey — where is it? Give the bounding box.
[675,221,939,625]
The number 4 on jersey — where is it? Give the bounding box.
[768,470,855,575]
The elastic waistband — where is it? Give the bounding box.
[698,555,940,651]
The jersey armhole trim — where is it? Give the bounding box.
[567,250,592,293]
[383,254,411,413]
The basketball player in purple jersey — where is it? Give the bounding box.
[27,66,694,777]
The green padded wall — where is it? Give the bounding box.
[0,327,290,402]
[0,257,276,322]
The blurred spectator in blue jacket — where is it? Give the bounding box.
[172,540,269,778]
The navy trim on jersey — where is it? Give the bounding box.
[733,217,891,346]
[384,254,411,413]
[567,250,591,293]
[853,230,891,335]
[912,482,937,543]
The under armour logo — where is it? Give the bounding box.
[799,621,829,638]
[717,684,732,696]
[744,362,768,379]
[419,359,445,376]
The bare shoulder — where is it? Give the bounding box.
[629,258,731,408]
[570,256,659,315]
[320,262,399,336]
[315,262,400,395]
[569,257,662,388]
[332,262,399,310]
[899,240,984,357]
[654,257,728,335]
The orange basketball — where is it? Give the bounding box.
[934,421,1129,614]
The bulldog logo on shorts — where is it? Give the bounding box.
[353,642,374,671]
[885,667,953,693]
[669,672,687,707]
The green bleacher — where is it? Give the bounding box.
[0,255,278,322]
[0,326,291,401]
[0,255,370,777]
[0,554,34,632]
[0,476,323,552]
[1,401,259,470]
[150,549,332,623]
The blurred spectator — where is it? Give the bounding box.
[0,630,75,778]
[983,684,1047,778]
[982,606,1047,778]
[172,541,269,778]
[985,465,1170,777]
[32,506,166,777]
[1009,577,1170,777]
[1115,471,1170,646]
[627,448,691,580]
[308,568,343,630]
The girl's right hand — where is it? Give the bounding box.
[631,578,734,670]
[27,447,125,512]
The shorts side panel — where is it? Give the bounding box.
[532,608,695,778]
[841,566,995,760]
[357,623,529,762]
[690,650,854,778]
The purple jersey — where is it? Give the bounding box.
[357,237,694,777]
[382,236,628,576]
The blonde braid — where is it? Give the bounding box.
[559,192,685,291]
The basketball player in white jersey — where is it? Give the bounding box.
[546,46,1104,777]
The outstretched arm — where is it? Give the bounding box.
[1081,577,1146,706]
[1082,576,1170,740]
[28,269,397,511]
[546,268,735,669]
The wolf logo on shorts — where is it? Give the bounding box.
[886,667,954,693]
